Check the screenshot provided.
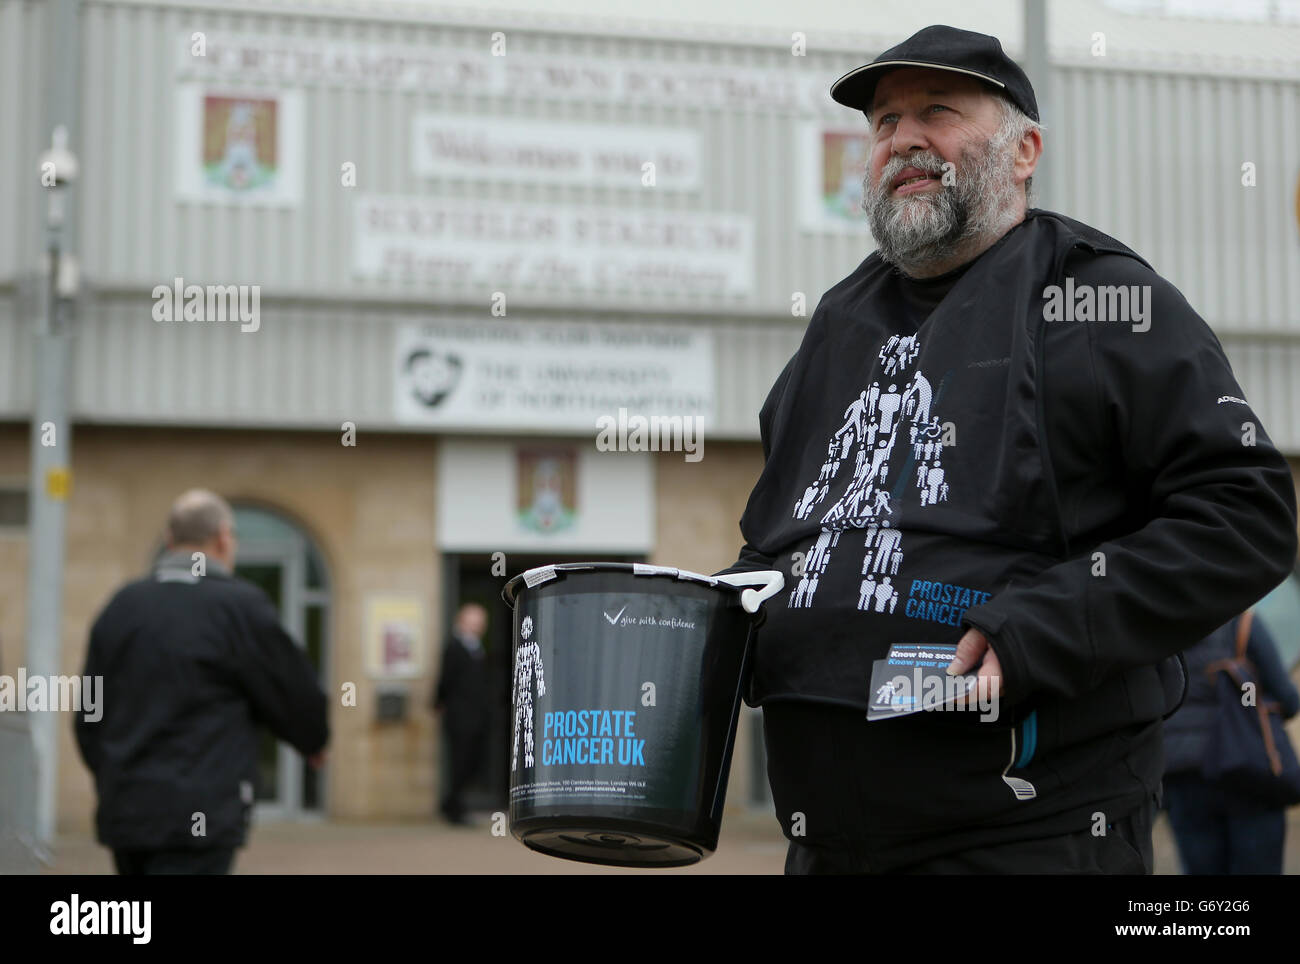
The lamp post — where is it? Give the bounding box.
[27,120,80,855]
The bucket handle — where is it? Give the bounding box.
[714,570,786,614]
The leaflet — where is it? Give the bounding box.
[866,643,978,721]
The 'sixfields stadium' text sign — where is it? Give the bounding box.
[355,196,753,296]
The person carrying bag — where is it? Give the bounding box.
[1162,610,1300,874]
[1202,611,1300,807]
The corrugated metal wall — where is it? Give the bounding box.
[71,3,870,312]
[0,0,47,284]
[1052,62,1300,332]
[67,297,802,436]
[0,1,49,420]
[0,0,1297,444]
[1047,60,1300,452]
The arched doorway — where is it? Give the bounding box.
[230,503,331,819]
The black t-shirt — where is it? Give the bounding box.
[893,260,974,327]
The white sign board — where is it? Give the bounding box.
[437,439,655,553]
[412,115,701,189]
[394,321,714,429]
[177,33,833,113]
[356,196,753,296]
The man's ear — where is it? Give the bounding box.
[1014,127,1043,187]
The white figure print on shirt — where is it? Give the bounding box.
[860,520,902,576]
[788,333,953,609]
[881,333,919,377]
[855,573,898,613]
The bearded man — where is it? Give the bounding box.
[718,25,1297,874]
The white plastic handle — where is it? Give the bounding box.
[714,570,786,614]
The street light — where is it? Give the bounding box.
[26,122,80,859]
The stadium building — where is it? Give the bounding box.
[0,0,1298,834]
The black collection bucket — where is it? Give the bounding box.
[501,562,784,868]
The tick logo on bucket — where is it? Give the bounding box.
[511,632,546,772]
[603,605,628,626]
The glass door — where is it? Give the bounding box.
[235,547,309,817]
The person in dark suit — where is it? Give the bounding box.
[432,602,491,825]
[75,489,329,874]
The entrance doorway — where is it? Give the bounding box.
[441,552,643,812]
[231,504,331,819]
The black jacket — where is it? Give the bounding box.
[74,556,329,850]
[720,209,1298,867]
[433,632,490,731]
[1163,613,1300,776]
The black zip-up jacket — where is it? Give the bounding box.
[719,209,1297,869]
[75,556,329,850]
[432,631,491,732]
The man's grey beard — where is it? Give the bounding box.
[862,127,1023,275]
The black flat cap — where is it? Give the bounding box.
[830,24,1039,122]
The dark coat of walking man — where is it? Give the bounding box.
[432,602,491,825]
[75,489,329,874]
[719,25,1298,874]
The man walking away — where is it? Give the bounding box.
[75,489,329,874]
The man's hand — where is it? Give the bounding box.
[946,627,1003,700]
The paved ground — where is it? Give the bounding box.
[42,809,788,875]
[37,807,1300,875]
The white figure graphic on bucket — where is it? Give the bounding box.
[512,616,547,772]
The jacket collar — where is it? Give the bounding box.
[154,548,232,582]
